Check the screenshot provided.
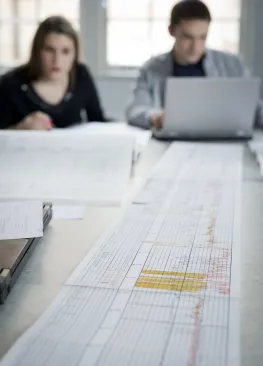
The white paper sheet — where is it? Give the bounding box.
[68,122,151,148]
[0,133,134,205]
[66,122,151,162]
[52,205,86,220]
[0,201,43,240]
[0,142,243,366]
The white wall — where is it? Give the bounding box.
[97,78,133,120]
[240,0,263,95]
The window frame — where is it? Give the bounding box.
[0,0,79,67]
[96,0,241,78]
[97,2,145,78]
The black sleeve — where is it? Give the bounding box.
[0,75,20,129]
[79,64,109,122]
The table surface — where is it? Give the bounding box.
[0,140,263,366]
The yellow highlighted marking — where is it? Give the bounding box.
[135,281,205,292]
[135,270,207,293]
[141,270,206,279]
[137,276,204,285]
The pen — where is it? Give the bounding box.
[44,116,53,130]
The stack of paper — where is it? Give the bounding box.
[0,132,134,206]
[0,201,43,240]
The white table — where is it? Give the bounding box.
[0,140,262,366]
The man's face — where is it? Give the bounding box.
[170,19,210,64]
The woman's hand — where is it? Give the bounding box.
[18,111,53,130]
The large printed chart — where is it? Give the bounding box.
[0,142,243,366]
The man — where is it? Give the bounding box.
[126,0,263,129]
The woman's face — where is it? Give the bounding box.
[40,32,75,81]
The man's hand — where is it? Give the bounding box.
[150,111,164,129]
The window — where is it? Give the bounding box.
[106,0,241,68]
[0,0,79,64]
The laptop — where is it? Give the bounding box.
[0,204,52,304]
[153,78,261,140]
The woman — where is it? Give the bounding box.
[0,16,107,130]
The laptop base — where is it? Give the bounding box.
[152,128,252,142]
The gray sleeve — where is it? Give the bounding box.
[235,56,263,128]
[126,66,162,129]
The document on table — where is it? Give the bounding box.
[248,131,263,175]
[0,133,134,205]
[0,201,43,240]
[68,121,151,145]
[0,142,242,366]
[52,205,86,220]
[66,122,151,160]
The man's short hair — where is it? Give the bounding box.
[170,0,211,28]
